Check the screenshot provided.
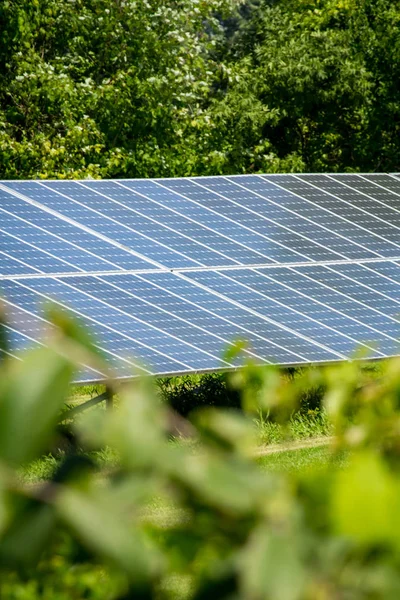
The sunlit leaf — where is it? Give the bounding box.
[332,451,400,547]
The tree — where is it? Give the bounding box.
[0,0,238,179]
[205,0,400,173]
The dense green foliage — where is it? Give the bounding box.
[1,309,400,598]
[1,0,400,179]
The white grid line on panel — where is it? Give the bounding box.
[252,267,397,350]
[357,174,400,204]
[306,264,400,326]
[86,180,242,267]
[222,176,356,259]
[152,179,282,263]
[115,180,257,266]
[189,177,326,263]
[18,274,234,371]
[37,181,185,268]
[3,302,243,380]
[2,293,144,374]
[323,264,400,308]
[385,174,400,191]
[39,180,203,269]
[0,249,42,275]
[133,272,312,364]
[214,268,385,356]
[175,271,345,361]
[0,330,23,360]
[3,256,400,281]
[0,306,107,378]
[290,175,400,251]
[0,347,20,360]
[261,174,393,258]
[226,176,381,260]
[0,207,128,274]
[2,281,170,374]
[72,181,205,267]
[360,261,400,290]
[285,266,399,342]
[0,183,164,271]
[0,223,85,275]
[56,276,236,369]
[159,176,317,264]
[94,275,268,365]
[325,174,400,223]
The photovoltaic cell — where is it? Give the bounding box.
[0,188,153,273]
[0,250,38,276]
[299,175,400,243]
[161,177,328,263]
[140,271,337,364]
[184,268,391,358]
[1,173,400,381]
[363,174,400,196]
[227,175,378,260]
[330,174,400,207]
[266,175,400,257]
[118,179,273,265]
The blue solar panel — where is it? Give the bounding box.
[184,268,392,358]
[362,174,400,195]
[161,177,331,263]
[227,175,378,260]
[265,175,400,257]
[121,178,282,265]
[321,262,400,310]
[64,180,242,268]
[298,175,400,245]
[0,187,155,272]
[140,273,338,364]
[1,174,400,381]
[329,174,400,206]
[5,182,202,269]
[0,250,38,276]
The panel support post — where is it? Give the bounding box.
[105,385,114,412]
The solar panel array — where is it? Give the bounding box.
[1,173,400,382]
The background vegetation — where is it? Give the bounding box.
[1,0,400,179]
[0,309,399,599]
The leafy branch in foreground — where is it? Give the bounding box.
[0,309,400,598]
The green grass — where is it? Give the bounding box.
[68,383,106,403]
[19,447,118,484]
[255,409,332,445]
[21,370,341,485]
[257,445,347,473]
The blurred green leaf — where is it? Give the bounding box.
[58,486,162,581]
[332,451,400,547]
[45,304,111,379]
[0,347,74,466]
[191,408,255,454]
[102,379,167,469]
[167,448,273,515]
[241,525,306,600]
[0,499,56,567]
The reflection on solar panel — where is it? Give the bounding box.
[1,173,400,382]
